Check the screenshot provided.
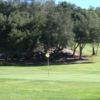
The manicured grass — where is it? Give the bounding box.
[0,62,100,100]
[0,45,100,100]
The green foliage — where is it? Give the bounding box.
[0,1,100,61]
[87,10,100,43]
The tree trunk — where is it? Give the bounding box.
[72,43,79,57]
[92,46,96,55]
[92,43,96,55]
[96,43,99,55]
[79,45,82,60]
[73,48,76,57]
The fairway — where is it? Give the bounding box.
[0,63,100,100]
[0,0,100,100]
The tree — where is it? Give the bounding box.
[0,13,7,52]
[87,10,100,55]
[40,1,74,55]
[73,9,89,59]
[8,10,33,60]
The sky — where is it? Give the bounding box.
[55,0,100,9]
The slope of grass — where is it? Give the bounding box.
[0,62,100,100]
[0,45,100,100]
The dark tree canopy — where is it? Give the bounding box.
[0,0,100,64]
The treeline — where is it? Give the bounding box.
[0,1,100,63]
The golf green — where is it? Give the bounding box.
[0,63,100,100]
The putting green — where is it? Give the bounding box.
[0,63,100,100]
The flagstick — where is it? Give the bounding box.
[45,52,50,77]
[47,57,50,77]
